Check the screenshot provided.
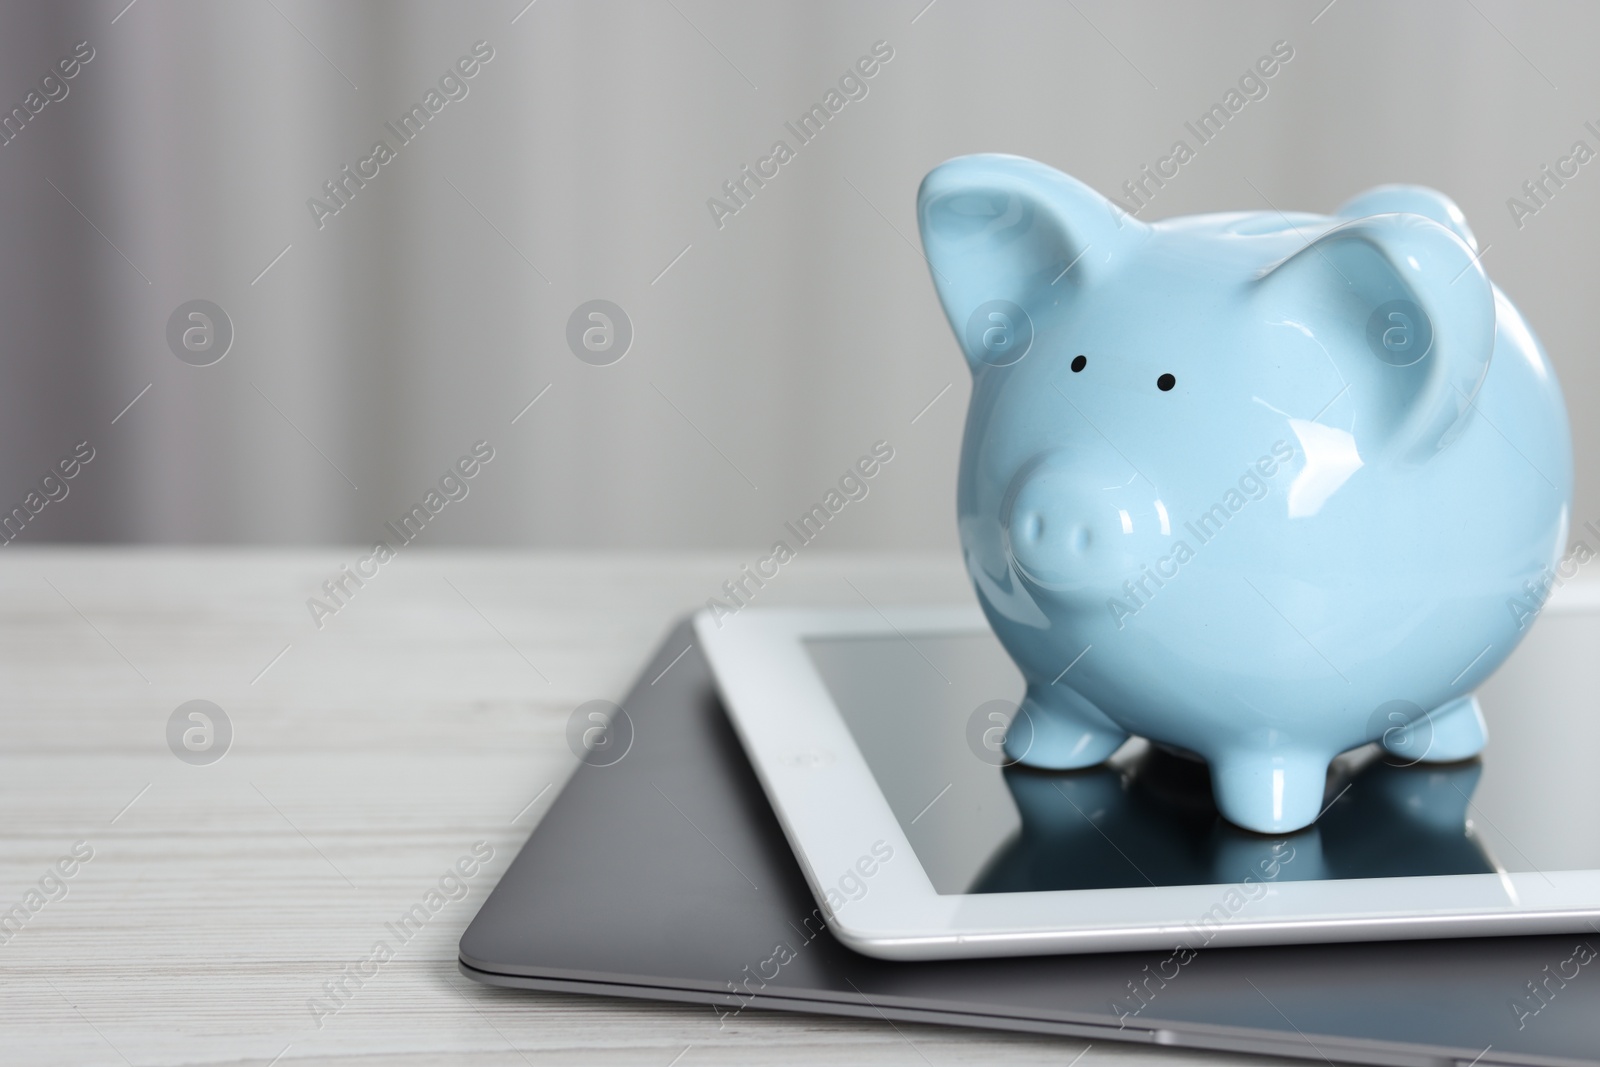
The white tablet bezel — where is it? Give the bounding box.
[694,597,1600,962]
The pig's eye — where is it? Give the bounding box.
[1071,355,1087,373]
[1157,373,1176,392]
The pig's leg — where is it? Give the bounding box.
[1381,694,1486,763]
[1209,750,1330,834]
[1004,682,1128,769]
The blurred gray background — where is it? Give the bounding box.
[0,0,1592,549]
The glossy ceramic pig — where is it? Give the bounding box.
[918,154,1571,833]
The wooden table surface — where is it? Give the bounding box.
[0,547,1335,1066]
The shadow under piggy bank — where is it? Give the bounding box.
[969,745,1490,893]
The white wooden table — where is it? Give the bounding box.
[0,547,1331,1066]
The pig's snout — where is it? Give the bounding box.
[1003,452,1170,593]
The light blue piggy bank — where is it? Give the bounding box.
[918,154,1571,834]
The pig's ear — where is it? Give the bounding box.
[1336,184,1478,253]
[918,154,1147,370]
[1258,212,1494,463]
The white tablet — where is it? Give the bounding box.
[694,594,1600,961]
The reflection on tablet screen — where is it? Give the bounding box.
[806,617,1600,894]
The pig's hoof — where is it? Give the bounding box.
[1210,751,1330,834]
[1005,683,1127,769]
[1382,693,1487,764]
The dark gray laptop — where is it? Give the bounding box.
[460,618,1599,1066]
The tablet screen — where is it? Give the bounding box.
[806,611,1600,895]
